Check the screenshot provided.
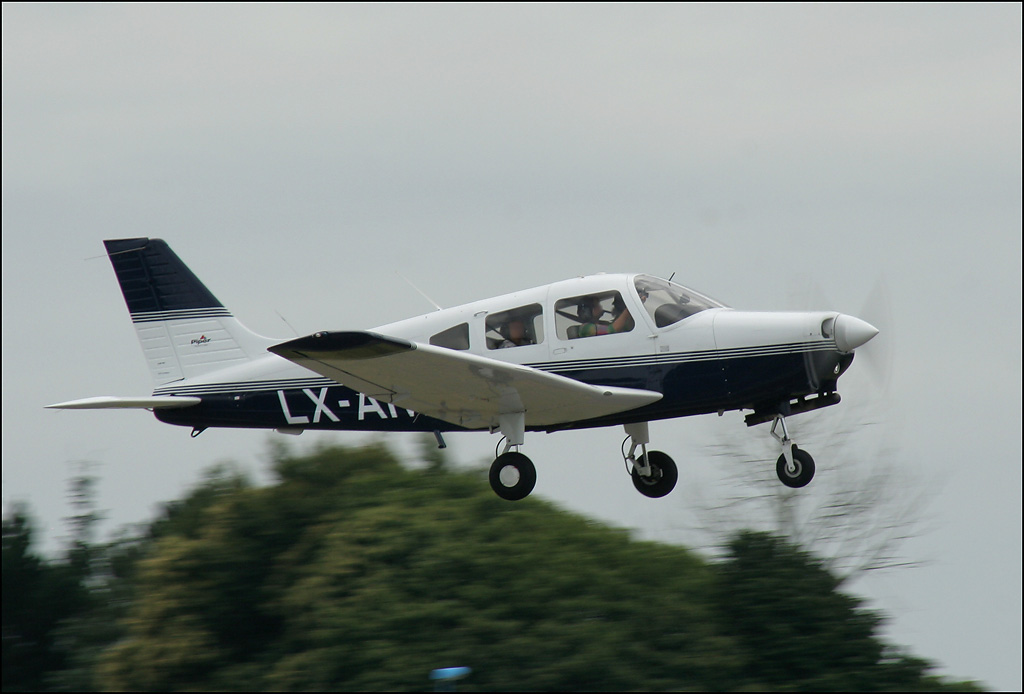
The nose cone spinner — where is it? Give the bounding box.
[833,314,879,352]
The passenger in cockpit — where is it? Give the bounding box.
[576,295,633,338]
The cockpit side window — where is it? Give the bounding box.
[634,275,724,328]
[485,304,544,350]
[555,291,634,340]
[430,323,470,350]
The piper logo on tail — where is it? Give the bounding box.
[190,335,212,346]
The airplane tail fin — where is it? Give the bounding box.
[104,238,272,386]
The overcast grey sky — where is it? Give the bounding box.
[3,4,1021,690]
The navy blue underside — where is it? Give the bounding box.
[155,350,843,432]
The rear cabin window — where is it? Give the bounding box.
[430,323,470,350]
[485,304,544,350]
[554,291,634,340]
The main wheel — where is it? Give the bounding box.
[631,450,678,498]
[776,447,815,488]
[489,452,537,501]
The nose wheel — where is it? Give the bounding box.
[776,447,815,488]
[770,415,816,488]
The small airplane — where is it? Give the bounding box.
[48,238,879,501]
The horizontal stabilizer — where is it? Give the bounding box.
[46,396,202,410]
[269,331,662,429]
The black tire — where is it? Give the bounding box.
[776,447,815,488]
[489,452,537,501]
[631,450,678,498]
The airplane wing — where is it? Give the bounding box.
[46,396,202,409]
[268,331,662,429]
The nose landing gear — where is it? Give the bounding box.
[770,414,815,488]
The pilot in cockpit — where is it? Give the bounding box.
[497,319,533,348]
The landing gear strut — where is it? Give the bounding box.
[770,414,815,488]
[623,422,678,498]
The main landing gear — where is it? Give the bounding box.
[489,412,537,501]
[622,422,678,498]
[490,450,537,501]
[770,414,815,488]
[486,415,680,501]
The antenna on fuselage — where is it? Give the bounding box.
[397,272,443,311]
[275,310,300,337]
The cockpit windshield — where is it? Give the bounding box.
[633,274,726,328]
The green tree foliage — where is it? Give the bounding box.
[711,532,978,691]
[2,507,90,691]
[7,443,983,691]
[93,444,727,691]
